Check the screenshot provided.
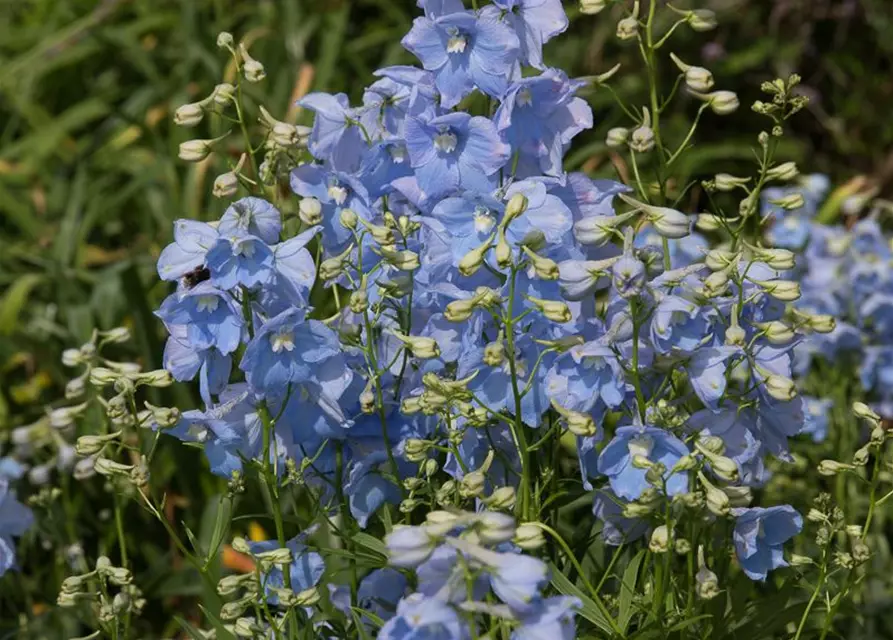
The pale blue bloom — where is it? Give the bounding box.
[732,505,802,581]
[249,535,326,605]
[299,92,368,173]
[206,233,274,290]
[380,593,471,640]
[404,112,510,199]
[402,8,520,107]
[592,489,648,546]
[155,283,244,355]
[239,308,343,393]
[512,596,580,640]
[156,219,219,282]
[598,426,690,500]
[487,0,568,69]
[488,552,549,612]
[0,478,33,576]
[494,69,590,179]
[218,197,282,244]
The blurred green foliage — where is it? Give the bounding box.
[1,0,892,634]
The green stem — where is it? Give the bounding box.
[504,266,532,521]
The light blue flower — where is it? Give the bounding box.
[494,69,590,179]
[512,596,580,640]
[239,308,343,393]
[156,219,219,282]
[404,112,510,199]
[289,165,373,254]
[732,505,802,581]
[218,197,282,244]
[650,295,716,354]
[379,593,471,640]
[0,478,33,576]
[487,0,567,69]
[545,339,625,413]
[155,283,245,355]
[206,233,274,290]
[488,552,550,612]
[597,426,690,500]
[402,8,520,107]
[298,92,368,173]
[162,324,232,403]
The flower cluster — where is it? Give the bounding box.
[154,0,818,599]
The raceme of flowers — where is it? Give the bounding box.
[4,0,864,637]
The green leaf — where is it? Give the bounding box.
[0,273,42,335]
[549,563,615,635]
[353,532,388,560]
[619,550,645,632]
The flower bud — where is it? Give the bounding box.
[486,486,517,511]
[403,439,430,463]
[807,314,835,333]
[339,207,358,230]
[210,83,236,106]
[722,485,752,507]
[514,523,546,550]
[476,512,516,545]
[424,511,463,537]
[685,67,714,92]
[579,0,606,14]
[769,192,806,211]
[616,16,639,40]
[217,32,234,49]
[705,249,738,271]
[174,102,205,127]
[756,321,795,345]
[817,460,854,476]
[136,369,174,388]
[606,127,630,148]
[696,547,720,599]
[752,279,800,302]
[714,174,750,192]
[695,213,723,232]
[445,298,476,322]
[299,197,323,226]
[294,586,321,607]
[526,296,572,323]
[460,470,486,498]
[504,193,529,224]
[75,432,121,457]
[630,125,655,153]
[89,367,120,387]
[393,333,440,360]
[93,457,133,477]
[752,247,795,271]
[517,248,556,281]
[761,372,797,401]
[853,402,880,424]
[766,162,799,181]
[687,9,717,32]
[386,526,436,568]
[703,270,730,297]
[238,43,266,83]
[693,90,738,115]
[459,235,494,277]
[551,401,597,437]
[698,472,730,516]
[649,525,670,554]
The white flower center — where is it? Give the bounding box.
[270,329,296,353]
[328,184,348,205]
[446,28,468,54]
[434,129,458,154]
[389,145,407,164]
[627,435,654,459]
[582,356,607,371]
[196,295,220,313]
[517,88,533,107]
[187,422,210,443]
[231,237,256,258]
[502,358,527,378]
[473,208,496,234]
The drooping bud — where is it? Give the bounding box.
[713,174,751,192]
[696,546,720,599]
[174,102,206,128]
[522,246,559,280]
[514,523,546,550]
[629,125,655,153]
[526,296,572,323]
[766,162,799,181]
[238,43,266,83]
[459,234,495,277]
[606,127,630,148]
[616,16,639,40]
[649,525,670,554]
